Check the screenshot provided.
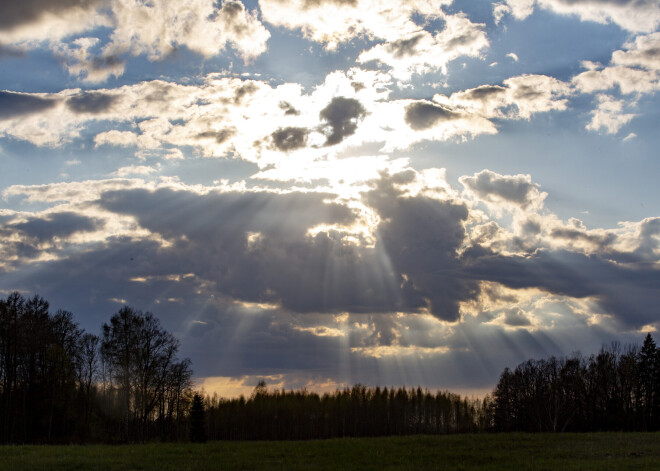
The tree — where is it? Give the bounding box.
[639,333,657,429]
[189,393,207,443]
[101,306,192,442]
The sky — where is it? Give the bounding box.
[1,0,659,398]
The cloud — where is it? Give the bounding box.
[0,68,570,167]
[0,0,105,30]
[2,169,478,321]
[1,1,270,82]
[404,101,461,130]
[437,74,572,120]
[460,169,547,211]
[319,97,367,146]
[94,130,139,147]
[363,172,477,321]
[67,91,119,114]
[571,33,659,133]
[53,38,125,83]
[463,246,660,328]
[8,211,101,242]
[0,0,110,45]
[261,0,488,80]
[0,210,104,266]
[106,0,270,63]
[113,165,159,177]
[260,0,450,47]
[585,94,636,134]
[0,91,58,119]
[271,127,310,151]
[357,14,489,80]
[502,308,532,327]
[2,169,659,393]
[497,0,660,33]
[573,33,660,95]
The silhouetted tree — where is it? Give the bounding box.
[101,306,192,442]
[492,334,660,432]
[189,394,206,443]
[639,333,657,429]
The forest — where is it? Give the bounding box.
[1,292,659,443]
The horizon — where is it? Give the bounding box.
[1,0,659,399]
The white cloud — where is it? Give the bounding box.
[572,33,659,134]
[94,130,139,147]
[52,38,125,84]
[1,1,270,82]
[585,94,636,134]
[106,0,270,62]
[435,74,572,120]
[260,0,452,48]
[113,165,159,177]
[460,169,547,213]
[497,0,660,33]
[357,14,489,80]
[493,2,513,24]
[0,68,576,175]
[261,0,489,81]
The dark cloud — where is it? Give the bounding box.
[463,246,660,328]
[144,82,177,103]
[319,97,367,146]
[66,92,118,114]
[404,101,461,131]
[278,101,300,115]
[513,84,543,101]
[95,188,392,314]
[446,31,483,49]
[0,212,102,265]
[196,128,235,144]
[233,83,258,104]
[221,0,245,18]
[49,179,474,320]
[462,85,506,101]
[549,227,615,248]
[521,219,542,236]
[0,0,105,30]
[0,91,57,119]
[503,308,532,327]
[271,127,309,151]
[89,55,123,71]
[364,174,477,321]
[10,211,101,242]
[387,33,425,59]
[350,82,365,92]
[218,1,257,38]
[3,177,656,391]
[460,170,540,208]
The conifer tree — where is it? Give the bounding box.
[190,393,206,443]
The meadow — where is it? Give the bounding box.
[1,433,659,471]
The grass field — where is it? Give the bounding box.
[1,433,659,470]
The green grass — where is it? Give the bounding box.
[1,433,659,470]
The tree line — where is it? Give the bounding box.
[200,382,489,441]
[2,292,659,443]
[492,334,660,432]
[0,292,192,443]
